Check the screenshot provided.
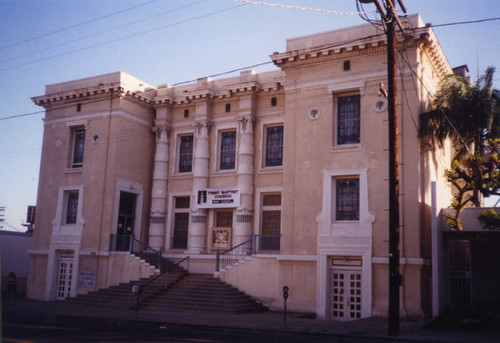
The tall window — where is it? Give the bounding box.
[70,128,85,168]
[335,178,359,221]
[220,130,236,170]
[260,193,281,251]
[264,125,284,167]
[178,135,193,173]
[337,95,360,145]
[65,191,79,224]
[172,197,190,249]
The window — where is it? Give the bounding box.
[64,191,79,224]
[335,178,359,221]
[271,97,277,107]
[184,109,189,118]
[219,130,236,170]
[264,125,284,167]
[215,210,233,228]
[260,193,281,251]
[70,127,85,168]
[178,135,193,173]
[225,103,231,113]
[343,60,351,71]
[172,196,190,249]
[337,95,360,145]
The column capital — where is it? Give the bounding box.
[152,124,171,142]
[193,120,211,137]
[238,116,255,134]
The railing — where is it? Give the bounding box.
[109,234,162,270]
[215,234,281,272]
[215,238,252,272]
[133,256,190,318]
[253,234,281,253]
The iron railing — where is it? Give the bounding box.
[133,256,190,318]
[215,234,281,272]
[109,234,162,270]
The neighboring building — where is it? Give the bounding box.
[1,230,33,296]
[28,14,454,320]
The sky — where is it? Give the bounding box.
[0,0,499,231]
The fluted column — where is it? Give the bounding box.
[148,124,170,250]
[187,110,211,253]
[234,96,255,246]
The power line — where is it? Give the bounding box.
[0,0,210,65]
[0,4,246,73]
[0,110,45,121]
[431,17,500,28]
[0,0,163,51]
[232,0,375,15]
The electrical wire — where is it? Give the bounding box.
[0,0,210,65]
[232,0,375,15]
[0,4,246,73]
[0,0,163,51]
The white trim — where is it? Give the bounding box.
[45,109,152,127]
[259,120,285,170]
[213,124,238,173]
[166,192,192,250]
[173,131,195,176]
[316,168,374,320]
[254,187,283,235]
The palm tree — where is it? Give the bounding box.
[420,66,500,162]
[420,66,500,228]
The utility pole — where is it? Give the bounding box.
[358,0,406,336]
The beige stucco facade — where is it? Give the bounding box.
[28,15,454,320]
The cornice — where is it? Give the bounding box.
[270,26,451,78]
[32,85,124,106]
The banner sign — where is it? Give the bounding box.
[196,187,240,208]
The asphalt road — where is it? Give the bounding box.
[3,316,399,343]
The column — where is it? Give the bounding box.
[148,124,170,250]
[187,100,212,253]
[234,95,256,245]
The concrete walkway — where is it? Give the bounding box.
[2,297,499,343]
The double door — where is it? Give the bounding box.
[331,269,362,321]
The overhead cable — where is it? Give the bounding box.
[232,0,375,15]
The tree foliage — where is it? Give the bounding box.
[420,67,500,230]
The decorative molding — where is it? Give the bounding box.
[236,207,253,214]
[193,120,211,137]
[191,215,206,224]
[150,216,165,224]
[236,215,253,223]
[152,124,171,142]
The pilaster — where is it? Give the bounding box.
[148,123,171,250]
[234,94,256,245]
[187,99,212,253]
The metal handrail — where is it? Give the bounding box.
[109,234,162,270]
[215,238,252,272]
[134,256,190,318]
[215,234,281,272]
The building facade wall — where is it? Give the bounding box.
[29,16,453,319]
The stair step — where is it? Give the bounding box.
[57,256,267,315]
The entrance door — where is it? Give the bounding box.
[172,197,190,249]
[57,259,74,300]
[116,191,137,251]
[331,269,362,320]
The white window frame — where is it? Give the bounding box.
[66,120,88,171]
[333,177,360,222]
[261,122,284,169]
[175,132,194,174]
[167,192,191,249]
[333,93,361,148]
[215,127,238,172]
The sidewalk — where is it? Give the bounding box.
[3,297,499,343]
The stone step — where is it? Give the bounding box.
[58,257,267,315]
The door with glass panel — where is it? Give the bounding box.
[57,259,74,300]
[331,268,362,321]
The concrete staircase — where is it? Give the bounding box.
[62,257,267,314]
